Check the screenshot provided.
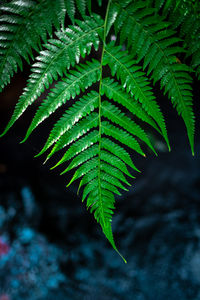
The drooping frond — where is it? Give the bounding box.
[108,0,195,153]
[0,14,103,138]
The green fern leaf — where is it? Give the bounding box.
[66,0,76,23]
[167,1,200,80]
[101,78,161,134]
[101,121,145,156]
[66,157,99,185]
[0,0,198,262]
[21,60,100,143]
[0,0,95,90]
[79,163,131,192]
[101,138,138,172]
[0,15,103,138]
[53,131,99,169]
[44,112,99,160]
[109,0,195,153]
[103,43,170,150]
[76,0,86,17]
[101,101,156,155]
[62,144,99,172]
[0,0,66,91]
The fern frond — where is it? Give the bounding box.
[66,0,102,23]
[66,157,99,184]
[101,121,145,156]
[21,59,100,143]
[103,43,170,150]
[53,130,99,169]
[0,15,103,138]
[189,40,200,80]
[0,0,97,91]
[0,0,198,262]
[101,77,161,134]
[26,63,99,141]
[44,111,99,160]
[0,0,69,91]
[79,162,131,191]
[101,138,138,172]
[166,1,200,80]
[101,101,156,154]
[61,144,99,172]
[108,0,195,154]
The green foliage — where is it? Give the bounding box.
[0,0,199,262]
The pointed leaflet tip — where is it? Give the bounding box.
[43,156,49,165]
[0,126,9,138]
[20,133,31,144]
[77,184,81,195]
[116,249,127,264]
[190,136,195,157]
[34,152,42,158]
[50,156,66,170]
[103,221,127,263]
[34,147,47,158]
[66,177,74,187]
[50,162,59,170]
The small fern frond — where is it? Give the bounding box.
[189,40,200,80]
[0,15,103,138]
[108,0,195,154]
[166,1,200,80]
[0,0,73,91]
[66,0,102,23]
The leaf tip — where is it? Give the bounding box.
[43,157,49,165]
[50,163,58,170]
[0,128,7,138]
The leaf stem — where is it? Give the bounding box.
[97,0,111,228]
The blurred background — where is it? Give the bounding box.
[0,22,200,300]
